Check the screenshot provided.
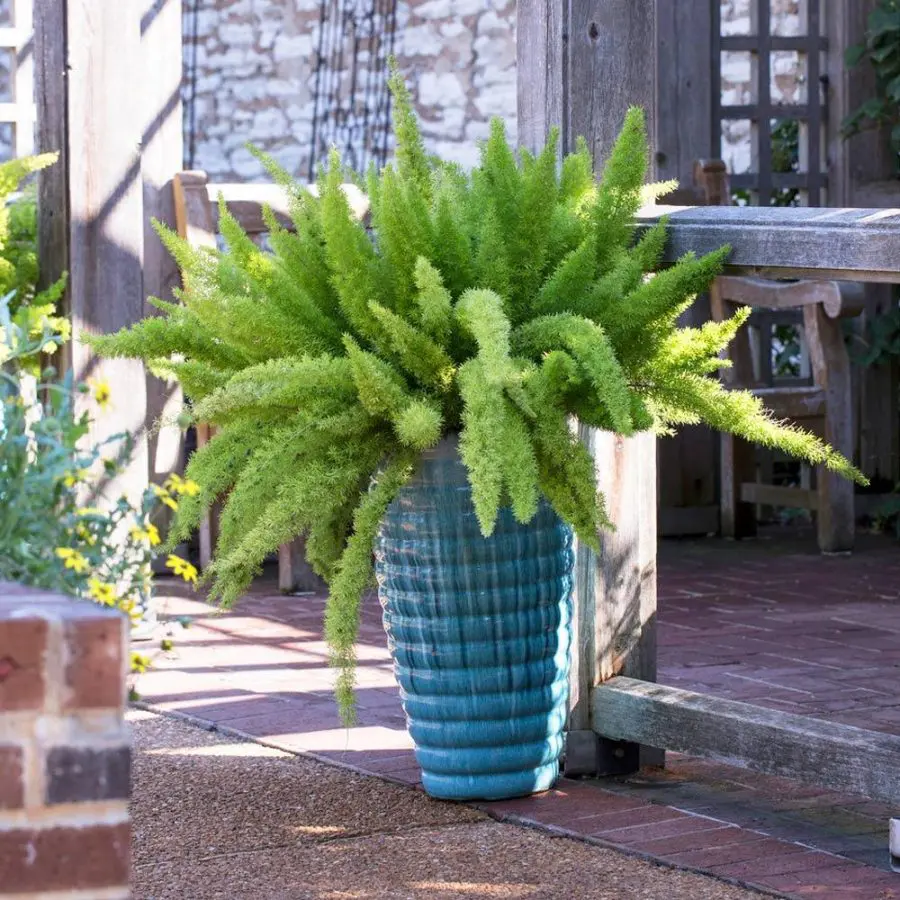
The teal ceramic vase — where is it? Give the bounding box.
[376,437,574,800]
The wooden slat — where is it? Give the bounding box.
[185,181,370,235]
[715,276,843,315]
[519,0,661,777]
[753,386,826,419]
[721,34,826,52]
[711,283,758,538]
[36,0,149,506]
[804,303,855,551]
[655,0,712,189]
[593,677,900,805]
[740,482,819,510]
[278,537,326,594]
[641,204,900,282]
[142,0,184,556]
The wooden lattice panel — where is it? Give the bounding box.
[0,0,34,159]
[713,0,827,206]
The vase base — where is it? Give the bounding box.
[420,761,560,802]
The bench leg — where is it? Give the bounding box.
[721,433,758,539]
[804,305,854,553]
[278,537,327,594]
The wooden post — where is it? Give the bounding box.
[518,0,662,776]
[804,303,855,553]
[35,0,149,505]
[827,0,900,487]
[142,0,185,496]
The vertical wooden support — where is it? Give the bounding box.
[710,282,759,540]
[35,0,149,505]
[803,303,855,553]
[828,0,900,487]
[518,0,662,776]
[142,0,185,497]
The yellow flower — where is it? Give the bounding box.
[87,578,116,606]
[165,473,201,497]
[130,523,161,546]
[55,547,89,574]
[75,523,97,547]
[77,507,104,517]
[166,554,198,586]
[63,469,89,488]
[90,379,112,410]
[152,484,178,511]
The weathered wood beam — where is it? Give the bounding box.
[641,205,900,283]
[35,0,148,505]
[593,677,900,805]
[519,0,661,778]
[142,0,184,503]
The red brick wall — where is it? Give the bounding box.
[0,582,130,899]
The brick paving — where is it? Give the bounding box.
[140,528,900,900]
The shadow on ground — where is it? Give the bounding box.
[131,710,765,900]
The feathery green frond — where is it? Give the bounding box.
[413,257,453,343]
[344,335,410,417]
[368,300,455,389]
[326,451,417,722]
[90,85,865,725]
[649,373,866,484]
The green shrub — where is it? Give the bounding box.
[90,72,866,720]
[0,303,197,671]
[0,154,68,372]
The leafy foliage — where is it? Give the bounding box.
[0,306,195,674]
[0,154,69,372]
[90,73,866,721]
[842,0,900,159]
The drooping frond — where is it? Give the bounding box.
[89,84,865,727]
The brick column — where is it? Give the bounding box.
[0,583,130,900]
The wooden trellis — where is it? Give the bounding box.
[0,0,35,159]
[713,0,827,207]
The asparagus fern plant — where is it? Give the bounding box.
[91,73,866,719]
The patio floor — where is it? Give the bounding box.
[138,528,900,900]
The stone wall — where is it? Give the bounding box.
[185,0,516,181]
[0,583,130,899]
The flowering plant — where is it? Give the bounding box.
[0,303,198,672]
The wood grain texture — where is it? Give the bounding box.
[517,0,661,775]
[804,303,855,552]
[593,677,900,805]
[34,0,68,299]
[640,204,900,282]
[515,0,565,156]
[752,386,826,420]
[142,0,185,538]
[655,0,713,187]
[740,483,819,511]
[710,282,758,539]
[37,0,149,505]
[278,538,327,594]
[826,3,900,484]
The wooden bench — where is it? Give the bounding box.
[171,170,368,592]
[670,160,862,553]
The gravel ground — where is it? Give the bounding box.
[131,710,775,900]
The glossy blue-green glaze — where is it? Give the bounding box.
[375,438,574,801]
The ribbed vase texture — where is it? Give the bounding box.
[375,439,574,801]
